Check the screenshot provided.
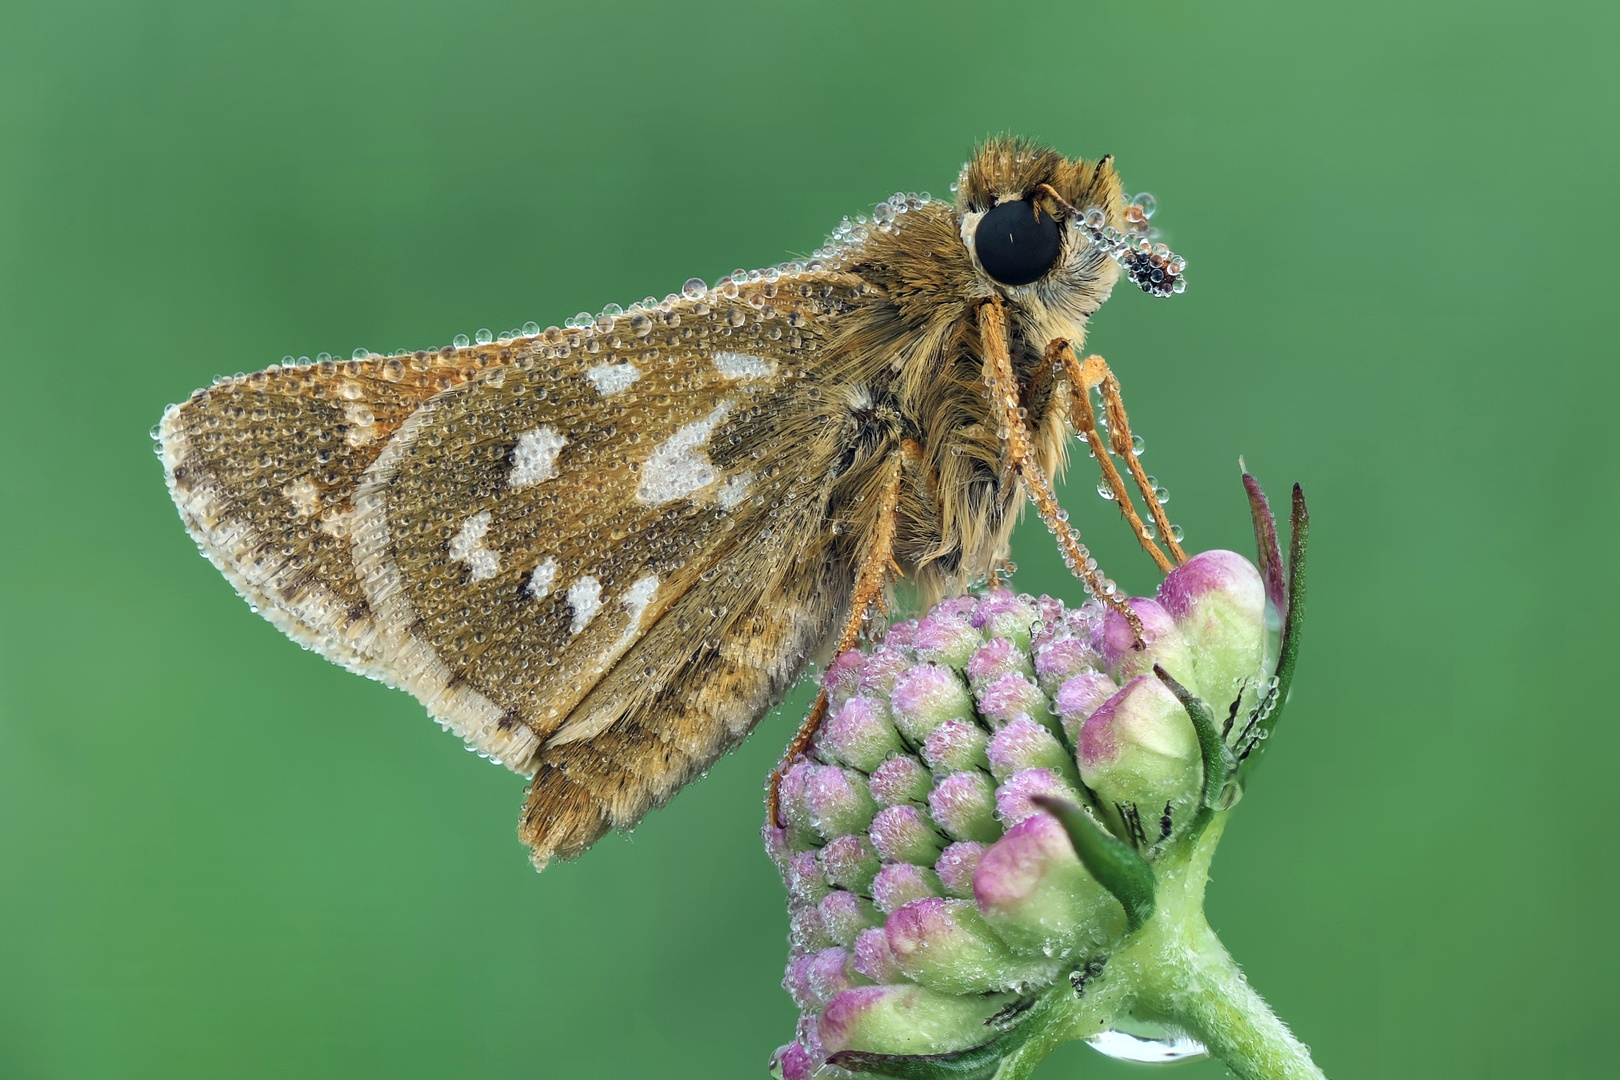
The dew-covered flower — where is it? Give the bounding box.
[765,474,1321,1080]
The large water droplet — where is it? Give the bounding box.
[1087,1028,1207,1064]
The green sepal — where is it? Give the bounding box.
[1153,664,1235,812]
[1030,796,1156,933]
[1239,483,1310,778]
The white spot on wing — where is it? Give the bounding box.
[618,574,659,641]
[585,362,642,396]
[344,402,378,447]
[509,426,568,488]
[712,351,777,380]
[448,512,500,582]
[527,557,557,599]
[636,402,732,505]
[282,476,321,517]
[567,575,602,636]
[718,472,753,510]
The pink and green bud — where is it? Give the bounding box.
[1054,670,1121,745]
[921,719,990,773]
[934,841,985,898]
[912,612,982,668]
[789,904,835,951]
[769,1039,816,1080]
[1100,597,1192,687]
[852,926,904,983]
[973,812,1127,955]
[776,760,817,837]
[971,591,1041,648]
[869,804,946,865]
[1033,634,1104,695]
[858,648,912,698]
[889,663,973,741]
[803,765,878,840]
[986,717,1080,786]
[884,898,1060,994]
[966,635,1035,690]
[1157,549,1268,707]
[974,670,1056,731]
[871,862,943,913]
[818,983,1017,1059]
[784,946,855,1010]
[822,649,866,709]
[994,768,1083,828]
[820,889,882,946]
[868,755,933,807]
[1078,675,1201,825]
[821,696,905,772]
[927,770,1001,843]
[784,850,830,907]
[819,834,881,893]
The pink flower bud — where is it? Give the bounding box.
[913,612,983,668]
[934,842,985,898]
[822,696,904,772]
[790,904,834,951]
[986,718,1080,786]
[871,862,942,913]
[1078,675,1200,829]
[852,926,903,983]
[927,771,1000,843]
[804,766,878,841]
[776,759,816,835]
[858,648,912,698]
[884,897,1060,994]
[890,663,974,741]
[922,719,990,773]
[972,813,1127,956]
[869,755,932,807]
[971,591,1040,648]
[819,983,1016,1058]
[820,889,881,946]
[966,636,1034,690]
[769,1040,816,1080]
[1157,549,1267,707]
[994,768,1082,829]
[974,671,1055,730]
[819,834,881,893]
[1053,671,1121,745]
[823,649,866,709]
[1098,597,1192,687]
[869,804,945,865]
[1033,634,1104,695]
[785,850,829,907]
[784,946,854,1009]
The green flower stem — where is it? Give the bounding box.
[992,817,1326,1080]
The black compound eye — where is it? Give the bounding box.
[974,199,1062,286]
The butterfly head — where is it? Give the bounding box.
[955,137,1186,311]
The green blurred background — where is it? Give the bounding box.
[2,1,1615,1076]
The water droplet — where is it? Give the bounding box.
[1083,207,1107,229]
[1097,483,1117,501]
[475,328,493,344]
[1131,434,1145,456]
[1088,1028,1205,1064]
[352,348,370,360]
[452,334,470,348]
[523,321,540,336]
[683,277,707,299]
[1170,524,1185,542]
[1129,192,1157,219]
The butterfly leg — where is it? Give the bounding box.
[978,299,1147,643]
[766,444,911,825]
[1059,346,1188,567]
[1041,339,1176,572]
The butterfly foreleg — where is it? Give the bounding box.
[1059,346,1188,567]
[766,443,911,825]
[978,299,1146,644]
[1041,339,1176,572]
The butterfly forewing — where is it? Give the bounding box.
[162,270,874,862]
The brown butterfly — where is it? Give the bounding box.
[157,136,1189,869]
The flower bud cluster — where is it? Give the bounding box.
[766,551,1268,1078]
